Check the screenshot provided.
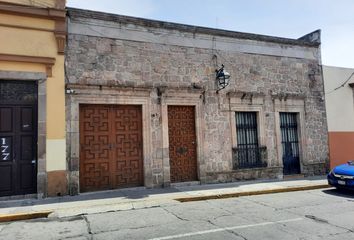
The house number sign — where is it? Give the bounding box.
[1,137,11,161]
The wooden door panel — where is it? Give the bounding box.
[0,107,15,194]
[0,107,13,132]
[20,164,35,190]
[168,106,198,182]
[20,135,33,160]
[20,107,34,132]
[80,105,143,192]
[112,105,143,188]
[19,134,36,191]
[0,105,37,196]
[80,105,111,192]
[17,105,37,194]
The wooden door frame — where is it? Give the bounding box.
[0,71,47,198]
[167,105,198,183]
[66,88,151,194]
[79,104,144,192]
[161,90,205,185]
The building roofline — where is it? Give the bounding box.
[323,65,354,71]
[67,7,320,47]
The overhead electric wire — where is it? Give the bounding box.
[325,71,354,95]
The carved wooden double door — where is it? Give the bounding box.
[79,104,143,192]
[168,106,198,182]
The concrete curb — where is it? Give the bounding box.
[175,184,331,202]
[0,211,53,223]
[0,183,330,222]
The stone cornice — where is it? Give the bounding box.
[68,7,320,47]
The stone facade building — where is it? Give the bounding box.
[65,8,329,194]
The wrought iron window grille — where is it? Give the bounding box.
[234,112,267,169]
[232,146,267,169]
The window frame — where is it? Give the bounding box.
[274,98,306,172]
[235,111,259,149]
[233,111,267,169]
[230,105,265,149]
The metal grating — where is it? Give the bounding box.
[233,112,267,169]
[280,112,300,175]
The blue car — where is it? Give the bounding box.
[327,161,354,189]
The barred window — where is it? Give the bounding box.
[233,112,266,169]
[236,112,258,149]
[280,112,300,175]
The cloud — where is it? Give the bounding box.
[67,0,156,17]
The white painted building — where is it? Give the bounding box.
[323,65,354,168]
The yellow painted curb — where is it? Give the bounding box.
[175,184,331,202]
[0,210,53,223]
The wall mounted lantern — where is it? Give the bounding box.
[216,64,230,93]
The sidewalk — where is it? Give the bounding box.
[0,176,329,222]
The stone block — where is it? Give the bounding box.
[37,172,47,198]
[69,171,79,196]
[47,170,68,197]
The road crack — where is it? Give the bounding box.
[79,224,156,237]
[227,229,248,240]
[304,214,354,236]
[82,215,93,240]
[205,199,239,215]
[243,198,279,210]
[305,215,328,224]
[161,207,189,221]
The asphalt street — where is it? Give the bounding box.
[0,188,353,240]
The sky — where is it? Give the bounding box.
[67,0,354,68]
